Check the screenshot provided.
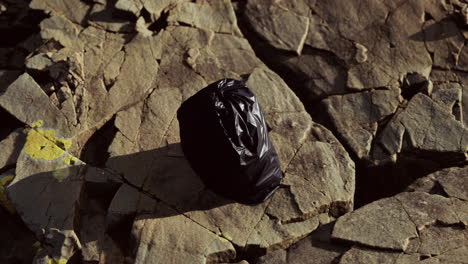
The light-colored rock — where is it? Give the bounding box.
[167,0,242,36]
[25,53,54,70]
[245,0,433,90]
[332,195,418,251]
[88,2,135,33]
[141,0,189,21]
[30,0,90,24]
[319,89,401,159]
[417,225,468,256]
[407,165,468,222]
[375,93,468,164]
[115,0,142,15]
[245,1,309,54]
[0,73,73,137]
[332,191,467,252]
[39,16,80,48]
[339,247,419,264]
[257,221,346,264]
[132,203,236,264]
[246,67,305,114]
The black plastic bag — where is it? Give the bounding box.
[177,79,283,204]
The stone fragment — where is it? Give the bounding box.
[246,1,309,54]
[0,129,25,170]
[25,53,54,70]
[319,89,401,159]
[140,0,188,21]
[417,225,468,256]
[354,43,368,63]
[39,16,80,48]
[88,2,134,33]
[135,16,152,37]
[167,0,241,36]
[115,0,142,15]
[332,191,467,252]
[395,192,461,229]
[375,94,468,164]
[30,0,90,24]
[332,195,417,251]
[132,204,236,264]
[0,73,72,137]
[422,13,466,71]
[408,165,468,203]
[246,67,305,114]
[339,247,419,264]
[257,222,347,264]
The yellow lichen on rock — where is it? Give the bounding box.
[23,121,72,161]
[0,174,15,213]
[62,156,78,165]
[24,129,66,160]
[31,120,44,128]
[47,258,68,264]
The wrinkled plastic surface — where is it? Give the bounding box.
[177,79,283,204]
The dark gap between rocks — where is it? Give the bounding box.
[79,116,119,167]
[0,107,25,141]
[0,4,47,48]
[0,4,47,71]
[148,10,169,32]
[26,68,56,89]
[140,7,152,23]
[0,206,37,264]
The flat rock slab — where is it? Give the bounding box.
[330,166,468,263]
[332,191,466,251]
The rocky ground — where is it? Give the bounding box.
[0,0,467,263]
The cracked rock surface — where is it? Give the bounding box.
[259,166,468,264]
[0,0,467,263]
[241,0,468,206]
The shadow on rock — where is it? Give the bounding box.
[7,142,233,260]
[410,17,461,42]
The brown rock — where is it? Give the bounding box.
[339,247,419,264]
[0,129,25,170]
[245,1,309,54]
[132,203,236,264]
[374,94,468,164]
[332,195,418,251]
[319,89,401,159]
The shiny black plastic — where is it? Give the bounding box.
[177,79,283,204]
